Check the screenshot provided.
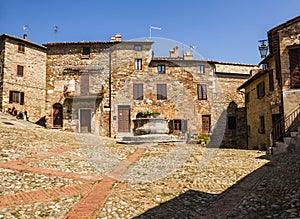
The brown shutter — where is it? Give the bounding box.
[133,84,143,100]
[289,48,300,88]
[269,70,274,91]
[20,92,24,105]
[198,84,207,100]
[157,84,167,100]
[9,91,13,103]
[80,74,89,95]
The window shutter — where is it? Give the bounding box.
[20,92,25,105]
[269,70,274,91]
[9,91,13,103]
[157,84,167,100]
[289,48,300,88]
[80,74,89,95]
[198,84,207,100]
[182,119,187,133]
[133,84,143,100]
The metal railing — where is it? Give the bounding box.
[271,104,300,147]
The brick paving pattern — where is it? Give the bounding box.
[1,112,299,218]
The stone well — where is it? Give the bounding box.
[133,118,169,135]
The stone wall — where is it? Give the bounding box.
[278,21,300,115]
[0,36,46,122]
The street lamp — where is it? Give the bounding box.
[258,40,268,58]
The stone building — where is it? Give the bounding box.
[0,32,256,148]
[0,34,46,122]
[238,16,300,150]
[44,35,153,136]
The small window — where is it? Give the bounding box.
[18,43,25,53]
[228,116,237,130]
[157,65,165,73]
[197,84,207,100]
[17,65,24,77]
[198,65,205,74]
[134,59,142,70]
[289,48,300,88]
[245,92,250,103]
[257,81,265,99]
[133,84,143,100]
[157,84,167,100]
[134,45,142,51]
[9,91,24,105]
[268,70,274,91]
[82,47,90,59]
[259,116,265,134]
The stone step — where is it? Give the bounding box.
[274,141,288,154]
[117,134,185,144]
[290,131,298,137]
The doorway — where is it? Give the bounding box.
[53,103,63,128]
[202,115,211,134]
[79,109,91,132]
[118,105,130,132]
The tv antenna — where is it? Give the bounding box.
[53,24,58,39]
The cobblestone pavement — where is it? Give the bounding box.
[1,112,298,218]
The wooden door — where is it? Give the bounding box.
[53,103,63,128]
[202,115,211,134]
[118,107,130,132]
[80,109,91,132]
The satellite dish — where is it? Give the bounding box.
[23,25,29,32]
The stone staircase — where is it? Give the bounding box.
[272,126,300,154]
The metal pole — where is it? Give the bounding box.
[108,51,112,137]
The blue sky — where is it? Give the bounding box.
[1,0,300,64]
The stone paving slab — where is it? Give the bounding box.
[2,112,291,218]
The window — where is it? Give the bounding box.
[18,43,25,53]
[170,119,187,133]
[268,70,274,91]
[133,84,143,100]
[197,84,207,100]
[17,65,24,77]
[134,59,142,70]
[245,92,250,103]
[228,116,237,130]
[259,116,265,134]
[9,91,24,105]
[198,65,205,74]
[82,47,90,59]
[157,65,165,73]
[257,81,265,99]
[157,84,167,100]
[134,45,142,51]
[289,47,300,88]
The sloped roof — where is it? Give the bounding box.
[237,69,268,90]
[0,34,46,50]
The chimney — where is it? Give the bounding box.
[110,36,116,42]
[183,51,193,60]
[23,34,27,40]
[115,34,122,42]
[169,46,179,58]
